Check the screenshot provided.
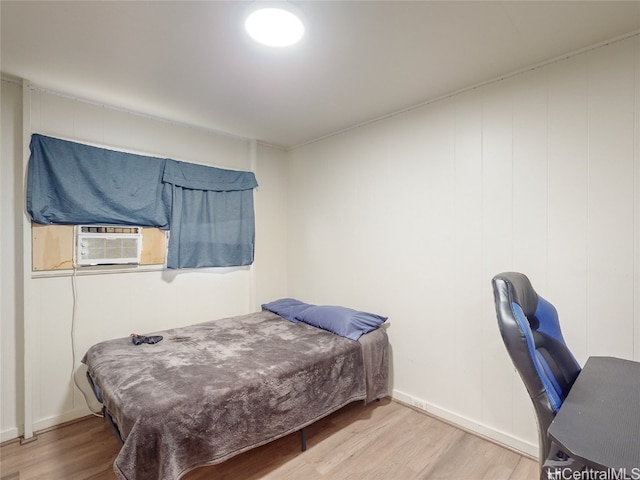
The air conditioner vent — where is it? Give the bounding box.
[75,225,142,266]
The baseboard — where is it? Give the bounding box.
[32,406,92,434]
[0,426,20,444]
[392,389,538,460]
[1,406,94,445]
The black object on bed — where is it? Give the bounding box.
[82,309,389,480]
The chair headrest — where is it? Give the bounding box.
[494,272,539,316]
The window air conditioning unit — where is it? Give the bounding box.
[74,225,142,267]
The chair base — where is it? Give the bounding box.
[541,444,585,480]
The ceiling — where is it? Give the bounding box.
[2,1,640,149]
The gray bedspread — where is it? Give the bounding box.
[82,310,389,480]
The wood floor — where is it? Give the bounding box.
[0,399,538,480]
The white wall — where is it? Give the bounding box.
[287,35,640,456]
[254,143,291,301]
[0,83,289,440]
[1,79,24,442]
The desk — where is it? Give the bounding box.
[548,356,640,472]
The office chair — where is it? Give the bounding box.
[491,272,582,479]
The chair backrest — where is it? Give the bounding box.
[491,272,581,465]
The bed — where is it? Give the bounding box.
[82,304,389,480]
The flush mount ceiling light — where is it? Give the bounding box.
[245,5,304,47]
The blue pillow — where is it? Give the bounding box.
[261,298,312,323]
[295,305,387,340]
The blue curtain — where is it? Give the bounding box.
[162,159,257,268]
[27,134,171,228]
[27,134,258,269]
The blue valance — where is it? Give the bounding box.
[162,158,257,191]
[26,134,258,269]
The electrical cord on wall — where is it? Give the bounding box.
[70,266,103,418]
